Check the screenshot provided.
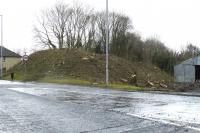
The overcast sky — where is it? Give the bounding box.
[0,0,200,54]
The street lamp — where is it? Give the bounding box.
[106,0,109,85]
[0,15,3,79]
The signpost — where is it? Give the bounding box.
[22,52,28,74]
[22,53,29,61]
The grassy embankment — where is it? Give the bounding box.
[4,49,172,91]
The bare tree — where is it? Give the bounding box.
[84,13,98,51]
[34,2,71,49]
[34,1,132,54]
[65,3,91,48]
[110,12,132,57]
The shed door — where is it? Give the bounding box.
[195,65,200,81]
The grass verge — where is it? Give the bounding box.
[40,77,144,91]
[3,74,170,92]
[39,77,91,86]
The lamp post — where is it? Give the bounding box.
[0,15,3,79]
[105,0,109,85]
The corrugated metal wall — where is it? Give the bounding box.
[174,57,199,82]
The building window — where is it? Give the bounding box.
[3,57,5,62]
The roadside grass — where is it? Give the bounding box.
[97,84,171,92]
[40,77,144,91]
[97,84,142,91]
[3,72,24,81]
[3,74,146,91]
[39,77,91,86]
[3,72,170,92]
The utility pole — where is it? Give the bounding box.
[0,15,3,79]
[106,0,109,85]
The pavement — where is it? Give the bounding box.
[0,80,200,133]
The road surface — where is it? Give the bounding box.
[0,80,200,133]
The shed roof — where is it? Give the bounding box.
[0,46,21,57]
[175,56,200,67]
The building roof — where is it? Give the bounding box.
[0,46,21,57]
[175,56,200,67]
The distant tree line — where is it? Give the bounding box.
[34,2,200,75]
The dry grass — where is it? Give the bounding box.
[7,49,172,88]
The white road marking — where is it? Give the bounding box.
[127,113,200,131]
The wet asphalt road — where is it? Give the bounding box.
[0,80,200,133]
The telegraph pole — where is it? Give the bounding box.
[106,0,109,85]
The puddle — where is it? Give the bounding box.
[113,93,200,127]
